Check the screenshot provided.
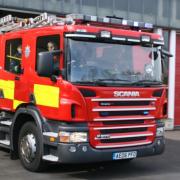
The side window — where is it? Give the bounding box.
[5,39,22,74]
[36,35,60,75]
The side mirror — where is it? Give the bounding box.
[161,49,173,58]
[37,50,62,78]
[37,51,54,77]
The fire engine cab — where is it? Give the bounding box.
[0,13,168,171]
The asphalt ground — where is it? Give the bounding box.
[0,131,180,180]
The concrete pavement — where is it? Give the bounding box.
[0,131,180,180]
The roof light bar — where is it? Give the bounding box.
[110,18,122,24]
[66,14,154,29]
[145,23,153,29]
[98,17,110,23]
[122,19,128,25]
[65,33,96,38]
[85,15,97,22]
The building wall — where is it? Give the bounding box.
[175,34,180,126]
[0,0,180,28]
[0,0,178,128]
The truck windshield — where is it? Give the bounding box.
[67,39,162,86]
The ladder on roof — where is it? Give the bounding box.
[0,12,154,34]
[0,13,67,33]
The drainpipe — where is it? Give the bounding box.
[167,30,176,130]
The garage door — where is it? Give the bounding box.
[175,34,180,126]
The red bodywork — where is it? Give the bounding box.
[0,24,167,149]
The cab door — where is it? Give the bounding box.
[28,31,64,119]
[0,33,29,111]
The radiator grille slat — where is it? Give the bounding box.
[90,97,156,149]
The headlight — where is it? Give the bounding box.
[156,127,165,137]
[59,131,88,143]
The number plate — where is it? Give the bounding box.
[112,151,137,160]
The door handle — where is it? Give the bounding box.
[15,76,20,80]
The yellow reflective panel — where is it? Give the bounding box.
[13,100,24,109]
[0,80,15,100]
[34,84,60,108]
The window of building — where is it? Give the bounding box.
[36,35,60,76]
[115,0,128,11]
[5,38,22,74]
[176,0,180,19]
[163,0,169,18]
[129,0,142,13]
[143,0,156,15]
[82,0,96,6]
[99,0,113,9]
[162,30,170,84]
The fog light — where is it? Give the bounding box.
[69,146,77,152]
[59,131,88,143]
[157,140,161,146]
[156,127,164,137]
[82,146,87,152]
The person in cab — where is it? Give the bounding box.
[10,44,22,74]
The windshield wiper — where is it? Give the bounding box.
[72,79,131,86]
[72,81,108,86]
[131,80,163,86]
[96,78,131,82]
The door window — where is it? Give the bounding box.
[5,39,22,74]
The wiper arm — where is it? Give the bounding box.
[96,78,131,82]
[131,80,163,85]
[72,81,107,86]
[72,79,131,86]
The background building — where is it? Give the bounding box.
[0,0,179,129]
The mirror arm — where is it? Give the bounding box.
[161,49,173,58]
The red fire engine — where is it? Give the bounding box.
[0,13,169,171]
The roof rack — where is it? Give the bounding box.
[0,12,154,34]
[66,14,153,30]
[0,13,66,33]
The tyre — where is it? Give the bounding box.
[18,122,46,172]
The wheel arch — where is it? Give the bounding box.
[10,104,44,158]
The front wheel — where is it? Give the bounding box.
[18,122,46,172]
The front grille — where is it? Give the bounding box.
[100,111,146,117]
[99,101,150,106]
[101,137,146,144]
[100,127,147,134]
[103,120,144,125]
[89,97,156,149]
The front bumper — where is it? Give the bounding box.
[53,136,165,163]
[43,119,165,163]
